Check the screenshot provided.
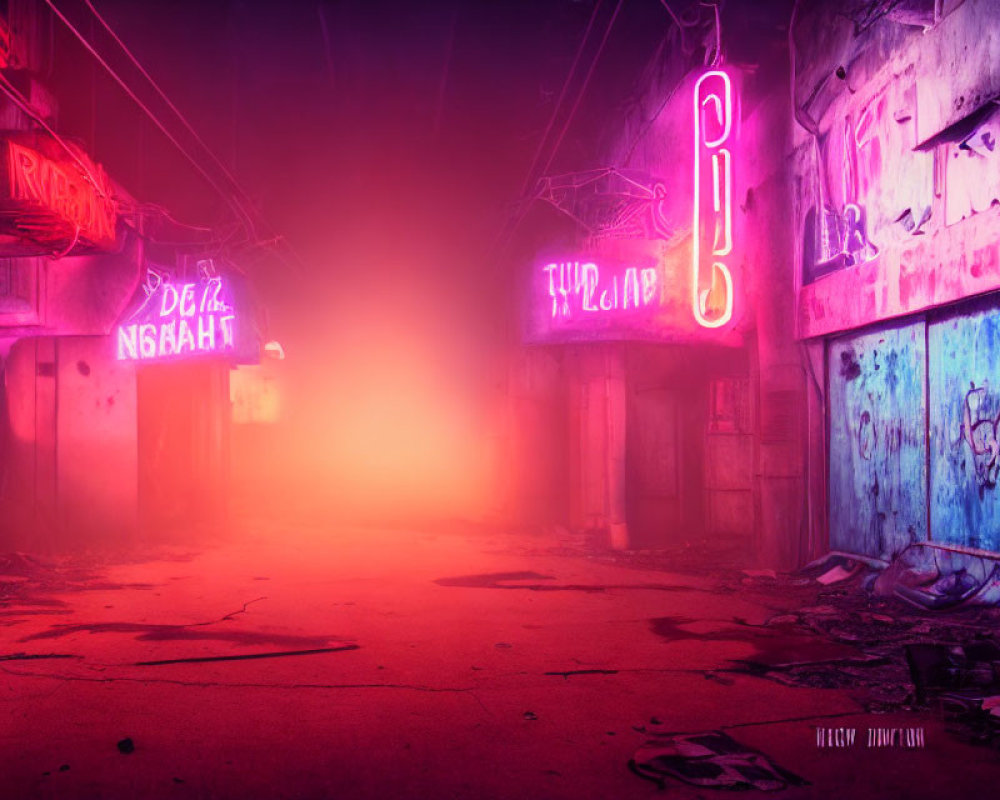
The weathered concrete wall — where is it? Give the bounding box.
[794,0,1000,557]
[743,77,811,568]
[56,336,138,543]
[505,346,569,526]
[0,335,137,550]
[794,0,1000,338]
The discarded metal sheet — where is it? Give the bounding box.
[873,542,1000,610]
[929,305,1000,551]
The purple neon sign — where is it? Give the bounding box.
[116,271,236,361]
[542,260,659,320]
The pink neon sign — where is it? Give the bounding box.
[116,273,236,361]
[543,260,659,320]
[692,70,735,329]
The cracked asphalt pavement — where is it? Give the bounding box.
[3,523,1000,799]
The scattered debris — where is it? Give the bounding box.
[629,730,807,791]
[798,605,838,615]
[117,738,135,755]
[58,765,69,772]
[873,544,1000,610]
[799,552,886,586]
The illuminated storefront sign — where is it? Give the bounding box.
[116,271,236,361]
[0,135,117,252]
[543,259,659,319]
[692,69,735,329]
[525,252,670,343]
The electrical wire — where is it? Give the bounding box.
[512,0,606,225]
[44,0,259,240]
[788,0,819,137]
[79,0,259,229]
[492,0,623,263]
[708,1,722,67]
[536,0,624,181]
[45,0,309,277]
[658,0,683,30]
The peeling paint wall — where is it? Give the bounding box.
[792,1,1000,557]
[929,301,1000,551]
[0,335,138,549]
[794,0,1000,337]
[828,321,927,559]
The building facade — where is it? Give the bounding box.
[507,0,1000,570]
[0,0,263,550]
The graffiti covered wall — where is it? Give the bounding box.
[828,321,926,559]
[929,303,1000,551]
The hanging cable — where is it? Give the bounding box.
[698,0,723,67]
[510,0,606,226]
[492,0,623,264]
[46,0,259,239]
[78,0,259,228]
[658,0,683,30]
[536,0,624,181]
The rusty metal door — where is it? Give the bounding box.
[929,303,1000,551]
[828,320,927,559]
[626,388,681,547]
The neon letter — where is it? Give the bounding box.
[180,283,197,317]
[158,319,177,356]
[641,268,658,305]
[160,283,179,317]
[177,319,195,353]
[220,315,236,347]
[117,325,138,360]
[139,324,157,359]
[581,262,599,311]
[197,314,216,351]
[623,268,640,310]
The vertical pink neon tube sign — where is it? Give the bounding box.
[692,70,734,329]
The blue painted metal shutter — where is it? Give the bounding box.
[929,307,1000,551]
[828,321,927,559]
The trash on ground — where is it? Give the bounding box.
[629,729,807,791]
[872,544,1000,611]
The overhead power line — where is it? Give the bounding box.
[492,0,624,266]
[43,0,306,277]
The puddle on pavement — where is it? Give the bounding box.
[435,572,705,593]
[20,622,336,648]
[648,615,872,667]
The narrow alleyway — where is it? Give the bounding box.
[3,521,999,799]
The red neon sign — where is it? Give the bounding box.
[692,70,734,329]
[1,138,117,251]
